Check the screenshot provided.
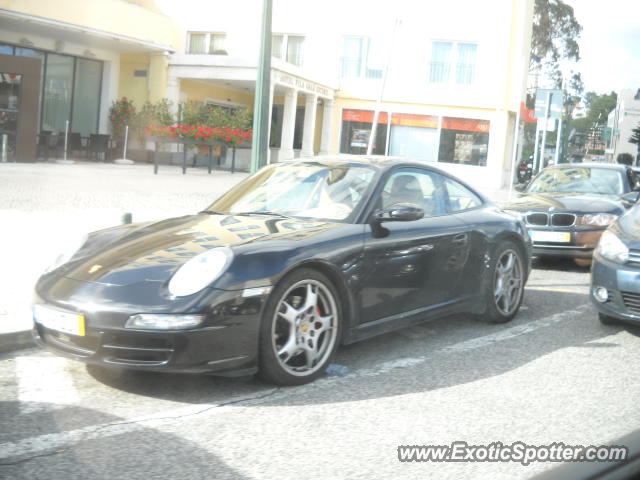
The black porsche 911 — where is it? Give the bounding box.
[33,158,531,385]
[502,163,640,262]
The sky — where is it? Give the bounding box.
[565,0,640,95]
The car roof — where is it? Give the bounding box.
[544,162,629,171]
[283,155,446,172]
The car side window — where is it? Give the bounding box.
[443,177,483,212]
[381,169,447,217]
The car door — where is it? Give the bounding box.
[358,167,469,324]
[442,175,488,300]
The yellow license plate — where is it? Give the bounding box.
[33,305,85,336]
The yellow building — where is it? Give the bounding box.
[0,0,533,189]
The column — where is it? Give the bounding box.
[319,99,334,155]
[279,88,298,161]
[166,74,181,118]
[301,93,318,158]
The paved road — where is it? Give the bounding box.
[2,258,640,479]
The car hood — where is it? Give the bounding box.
[502,192,625,215]
[59,213,342,287]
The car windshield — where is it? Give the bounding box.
[205,163,377,221]
[527,167,624,195]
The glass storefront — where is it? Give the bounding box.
[340,108,490,166]
[438,117,490,166]
[389,113,439,162]
[0,43,102,136]
[339,109,388,155]
[0,72,21,161]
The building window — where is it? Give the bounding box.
[340,37,383,79]
[272,34,304,67]
[187,32,227,54]
[339,109,387,155]
[438,117,490,166]
[429,41,477,84]
[389,113,439,162]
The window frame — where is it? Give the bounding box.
[428,40,478,85]
[340,36,383,79]
[272,33,305,67]
[186,32,227,55]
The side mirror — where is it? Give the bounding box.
[514,183,527,192]
[373,203,424,223]
[620,191,640,208]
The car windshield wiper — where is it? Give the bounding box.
[235,210,295,219]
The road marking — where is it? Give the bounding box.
[526,286,588,294]
[0,392,274,463]
[1,304,593,463]
[15,356,80,415]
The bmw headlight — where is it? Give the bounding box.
[596,230,628,263]
[168,247,233,297]
[44,233,89,274]
[580,213,618,227]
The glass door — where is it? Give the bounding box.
[0,72,21,162]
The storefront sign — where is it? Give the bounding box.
[275,71,332,98]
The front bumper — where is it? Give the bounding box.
[529,228,604,259]
[32,282,269,376]
[591,252,640,325]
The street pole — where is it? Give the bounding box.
[539,92,552,172]
[367,18,400,156]
[250,0,272,173]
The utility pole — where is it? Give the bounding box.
[367,18,400,155]
[250,0,272,173]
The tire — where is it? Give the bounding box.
[598,313,618,326]
[484,240,526,324]
[258,268,342,386]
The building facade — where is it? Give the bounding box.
[0,0,533,189]
[607,88,640,163]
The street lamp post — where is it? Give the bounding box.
[250,0,272,173]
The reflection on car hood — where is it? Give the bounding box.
[615,207,640,250]
[502,193,625,215]
[61,213,339,286]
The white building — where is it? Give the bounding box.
[607,88,640,163]
[160,0,534,190]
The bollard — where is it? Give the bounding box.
[121,212,132,224]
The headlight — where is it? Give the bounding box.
[596,230,628,263]
[168,247,233,297]
[43,234,89,274]
[125,314,204,330]
[580,213,618,227]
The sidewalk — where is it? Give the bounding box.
[0,161,249,352]
[0,160,513,353]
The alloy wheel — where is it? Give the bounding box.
[271,279,338,377]
[493,249,524,316]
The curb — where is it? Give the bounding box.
[0,329,36,354]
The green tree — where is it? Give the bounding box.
[530,0,582,81]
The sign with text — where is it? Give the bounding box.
[534,89,563,119]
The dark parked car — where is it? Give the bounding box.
[591,205,640,326]
[502,163,640,262]
[33,158,531,385]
